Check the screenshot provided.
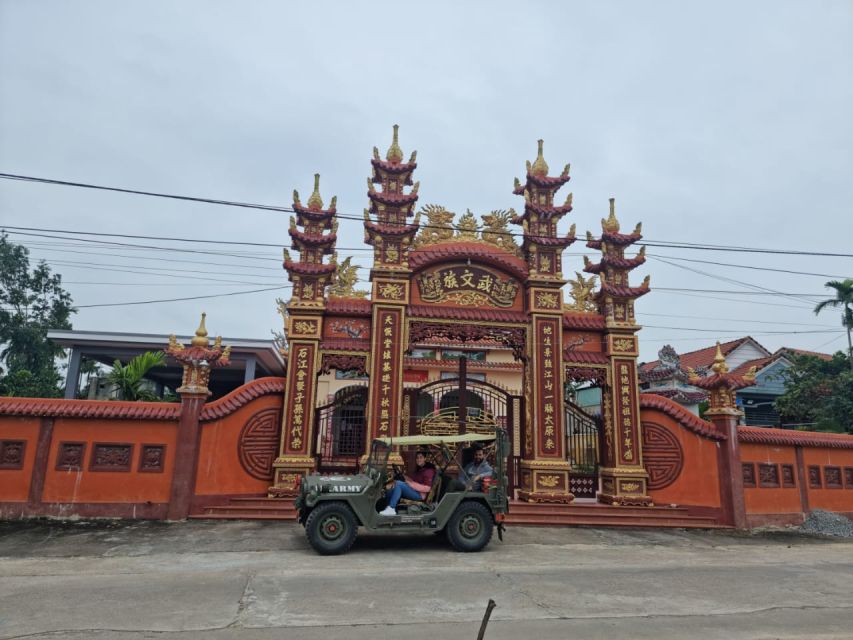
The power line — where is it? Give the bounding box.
[3,173,853,257]
[75,286,289,308]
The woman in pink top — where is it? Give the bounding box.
[379,450,436,516]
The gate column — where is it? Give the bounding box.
[363,126,419,450]
[512,140,577,503]
[271,176,337,494]
[585,199,652,505]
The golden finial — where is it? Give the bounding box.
[586,230,593,242]
[222,345,232,360]
[687,366,699,382]
[514,177,521,190]
[168,334,184,351]
[564,192,573,207]
[373,146,381,161]
[408,150,417,164]
[638,245,646,258]
[523,188,531,204]
[292,189,301,206]
[331,219,338,234]
[412,181,420,194]
[711,342,729,374]
[642,274,651,287]
[602,197,621,233]
[561,163,571,178]
[386,124,404,163]
[363,208,370,222]
[330,195,337,210]
[583,255,591,268]
[213,335,222,350]
[366,177,375,193]
[568,222,576,238]
[288,216,296,230]
[413,211,421,226]
[307,174,324,210]
[191,312,209,348]
[282,248,290,262]
[531,139,549,177]
[633,221,642,235]
[743,365,757,383]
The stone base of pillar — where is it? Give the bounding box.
[517,460,575,504]
[268,456,316,498]
[597,467,652,506]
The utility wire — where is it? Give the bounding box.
[75,286,289,308]
[3,173,853,257]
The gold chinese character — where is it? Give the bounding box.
[443,271,458,288]
[460,269,475,287]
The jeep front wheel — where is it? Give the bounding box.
[446,501,493,552]
[305,502,358,555]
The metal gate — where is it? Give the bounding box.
[566,399,602,498]
[403,377,523,491]
[314,385,368,473]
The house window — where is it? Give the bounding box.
[442,350,486,361]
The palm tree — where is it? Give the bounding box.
[814,279,853,371]
[106,351,166,401]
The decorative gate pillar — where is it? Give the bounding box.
[363,126,419,450]
[688,345,756,528]
[513,141,577,503]
[585,199,652,505]
[271,176,338,494]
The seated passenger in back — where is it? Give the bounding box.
[459,443,492,491]
[379,450,436,516]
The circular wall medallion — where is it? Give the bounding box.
[642,422,684,490]
[238,408,281,481]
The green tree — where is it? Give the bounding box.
[814,278,853,371]
[774,352,853,433]
[0,232,75,397]
[106,351,167,401]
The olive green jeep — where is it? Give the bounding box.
[295,429,509,555]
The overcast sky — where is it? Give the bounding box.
[1,0,852,362]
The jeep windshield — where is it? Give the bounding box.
[364,439,391,476]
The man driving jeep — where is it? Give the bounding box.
[460,443,492,491]
[379,450,436,516]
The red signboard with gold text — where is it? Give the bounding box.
[533,316,564,458]
[281,341,316,456]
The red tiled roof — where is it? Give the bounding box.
[288,227,336,246]
[640,337,765,373]
[0,397,180,420]
[730,355,775,377]
[292,202,336,217]
[371,158,417,176]
[738,426,853,450]
[774,347,835,362]
[519,201,574,218]
[320,338,371,352]
[201,377,285,421]
[284,261,336,275]
[364,219,418,236]
[409,241,528,281]
[584,253,646,273]
[587,230,642,248]
[563,350,609,365]
[644,388,708,403]
[368,190,418,207]
[408,304,528,324]
[522,234,575,248]
[563,312,606,330]
[326,297,372,316]
[599,283,650,298]
[639,393,724,440]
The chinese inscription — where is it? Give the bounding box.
[536,317,562,456]
[286,343,316,453]
[417,265,519,308]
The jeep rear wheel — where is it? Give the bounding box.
[446,501,493,552]
[305,502,358,555]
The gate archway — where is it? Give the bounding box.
[403,377,523,491]
[314,385,368,473]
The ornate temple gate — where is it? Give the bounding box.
[565,399,602,498]
[403,377,524,491]
[314,385,368,473]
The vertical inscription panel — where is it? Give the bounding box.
[612,358,641,466]
[368,307,404,442]
[533,316,564,458]
[281,341,317,456]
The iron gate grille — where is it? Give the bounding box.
[315,385,368,473]
[566,399,601,498]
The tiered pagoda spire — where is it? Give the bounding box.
[364,125,420,273]
[511,139,577,281]
[284,174,338,307]
[584,198,649,325]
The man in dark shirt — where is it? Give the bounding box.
[460,443,493,490]
[379,450,436,516]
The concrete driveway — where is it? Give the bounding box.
[0,519,851,639]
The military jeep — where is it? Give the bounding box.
[295,429,509,555]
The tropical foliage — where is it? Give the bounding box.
[106,351,166,401]
[0,233,75,397]
[774,352,853,434]
[814,278,853,371]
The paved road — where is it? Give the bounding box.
[1,519,852,639]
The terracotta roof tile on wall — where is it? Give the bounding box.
[0,397,180,420]
[644,388,708,403]
[320,338,371,352]
[563,312,606,330]
[563,351,609,365]
[408,304,528,324]
[326,297,372,316]
[738,426,853,449]
[200,377,285,421]
[639,393,724,440]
